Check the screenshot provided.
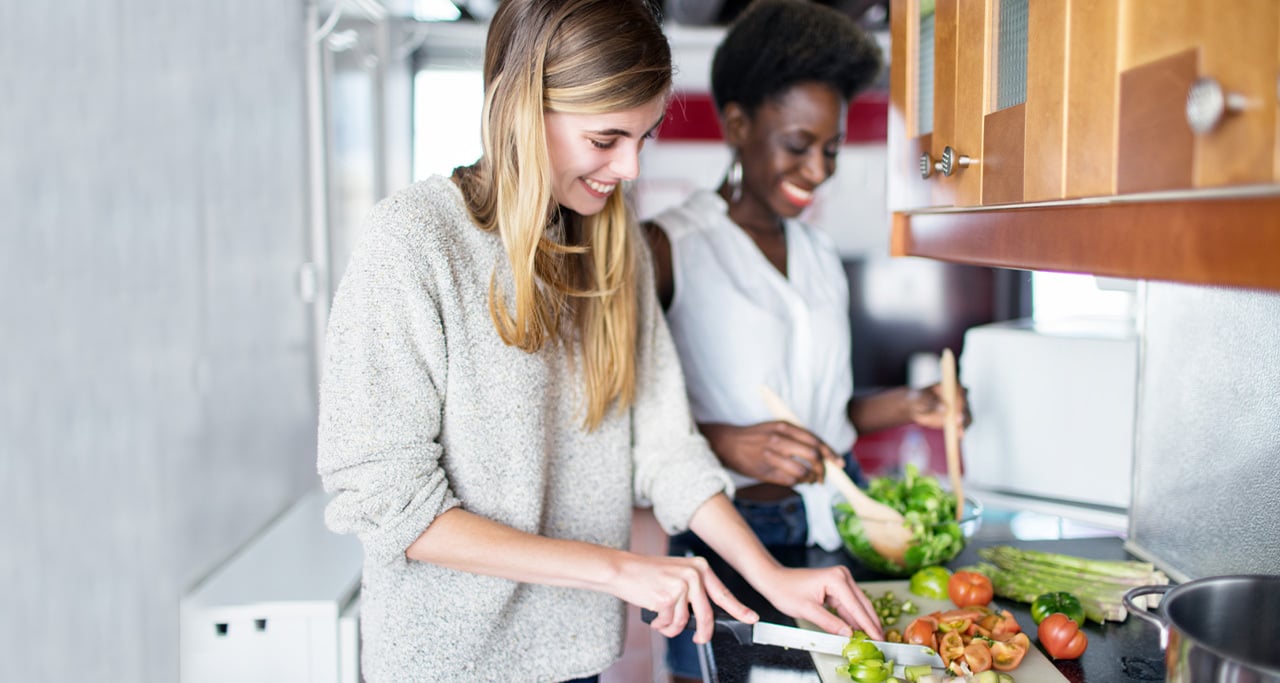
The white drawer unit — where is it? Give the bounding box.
[181,490,363,683]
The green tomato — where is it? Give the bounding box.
[1030,591,1086,626]
[846,658,893,683]
[908,565,953,599]
[842,639,885,663]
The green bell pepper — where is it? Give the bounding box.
[1030,591,1085,626]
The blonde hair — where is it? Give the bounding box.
[453,0,671,430]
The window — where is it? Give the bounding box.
[413,69,485,180]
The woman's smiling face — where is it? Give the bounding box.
[732,81,846,222]
[543,95,668,216]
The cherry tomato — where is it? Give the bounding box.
[990,633,1031,671]
[1039,612,1089,660]
[963,640,993,673]
[947,571,994,608]
[902,616,938,651]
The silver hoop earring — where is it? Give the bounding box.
[727,156,743,203]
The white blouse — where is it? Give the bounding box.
[653,190,857,551]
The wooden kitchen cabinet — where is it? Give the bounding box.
[887,0,1280,292]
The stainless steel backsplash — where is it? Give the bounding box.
[1127,282,1280,580]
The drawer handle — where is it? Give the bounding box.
[940,146,975,177]
[1186,77,1249,134]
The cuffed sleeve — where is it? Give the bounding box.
[630,233,733,534]
[317,217,459,566]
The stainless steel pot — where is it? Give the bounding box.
[1124,575,1280,682]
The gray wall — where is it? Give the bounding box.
[1128,282,1280,580]
[1,3,318,681]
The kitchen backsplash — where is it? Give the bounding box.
[1127,282,1280,580]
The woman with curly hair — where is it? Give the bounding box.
[644,2,963,677]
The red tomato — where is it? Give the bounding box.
[990,609,1022,639]
[990,634,1030,671]
[948,571,994,608]
[939,630,966,666]
[963,641,994,673]
[903,616,938,651]
[1039,612,1089,659]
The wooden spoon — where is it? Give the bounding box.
[940,348,965,521]
[757,386,911,565]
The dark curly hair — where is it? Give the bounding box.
[710,0,883,115]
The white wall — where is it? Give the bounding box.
[0,3,318,681]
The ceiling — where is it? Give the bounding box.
[435,0,891,30]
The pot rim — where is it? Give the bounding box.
[1128,574,1280,675]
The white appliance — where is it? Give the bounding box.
[959,317,1138,523]
[180,490,362,683]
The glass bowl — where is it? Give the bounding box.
[834,494,983,577]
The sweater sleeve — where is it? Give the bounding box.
[316,209,459,566]
[630,230,734,534]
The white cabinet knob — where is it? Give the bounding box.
[1186,77,1249,134]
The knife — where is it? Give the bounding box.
[640,609,944,668]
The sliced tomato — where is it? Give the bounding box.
[939,630,966,666]
[990,609,1022,639]
[902,616,938,651]
[937,616,974,634]
[963,640,994,673]
[990,637,1029,671]
[935,608,988,621]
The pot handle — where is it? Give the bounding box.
[1123,584,1172,645]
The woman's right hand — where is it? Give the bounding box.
[699,422,835,486]
[610,552,759,645]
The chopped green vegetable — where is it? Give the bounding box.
[870,588,911,626]
[842,658,893,683]
[902,664,934,682]
[835,464,966,575]
[908,566,953,600]
[842,639,884,663]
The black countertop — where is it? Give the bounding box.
[672,525,1168,682]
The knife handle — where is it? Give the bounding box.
[639,609,754,646]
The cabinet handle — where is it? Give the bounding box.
[1186,77,1249,134]
[940,146,975,177]
[919,152,941,179]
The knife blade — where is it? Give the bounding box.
[640,610,944,668]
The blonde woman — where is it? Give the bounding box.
[317,1,880,680]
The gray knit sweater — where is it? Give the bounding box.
[317,176,732,682]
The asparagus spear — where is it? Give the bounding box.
[978,546,1159,582]
[966,546,1170,623]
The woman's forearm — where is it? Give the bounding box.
[405,507,624,592]
[846,387,916,434]
[687,493,781,586]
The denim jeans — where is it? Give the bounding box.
[664,454,866,679]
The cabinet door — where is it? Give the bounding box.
[980,0,1026,206]
[888,0,943,211]
[1117,0,1279,192]
[889,0,991,209]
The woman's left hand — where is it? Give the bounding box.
[908,383,972,432]
[755,564,883,640]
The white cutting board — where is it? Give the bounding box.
[797,579,1069,683]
